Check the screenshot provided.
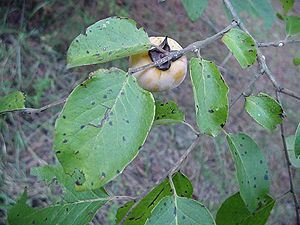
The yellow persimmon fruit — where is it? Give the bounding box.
[129,36,187,92]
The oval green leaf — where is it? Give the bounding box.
[222,28,257,68]
[181,0,209,22]
[154,100,185,125]
[293,58,300,66]
[145,196,215,225]
[216,192,275,225]
[54,68,155,190]
[285,16,300,36]
[0,91,25,113]
[190,58,229,137]
[67,17,151,68]
[245,93,283,131]
[286,135,300,168]
[116,172,193,225]
[226,133,270,212]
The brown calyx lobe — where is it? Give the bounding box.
[148,37,183,71]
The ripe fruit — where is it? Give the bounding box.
[129,37,187,92]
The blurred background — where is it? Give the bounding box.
[0,0,299,224]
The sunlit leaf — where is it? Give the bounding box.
[286,135,300,168]
[293,58,300,66]
[245,93,283,131]
[285,16,300,36]
[8,165,108,225]
[226,133,270,212]
[0,91,25,113]
[154,100,185,125]
[216,192,275,225]
[279,0,294,13]
[181,0,209,22]
[145,196,215,225]
[222,28,257,68]
[67,17,151,68]
[190,58,229,137]
[116,172,193,225]
[54,68,155,190]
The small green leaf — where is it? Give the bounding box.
[216,192,275,225]
[67,17,151,68]
[54,68,155,190]
[116,172,193,225]
[279,0,294,13]
[226,133,270,212]
[181,0,209,22]
[285,16,300,36]
[222,28,257,68]
[294,123,300,158]
[245,93,283,131]
[154,100,185,125]
[190,58,229,137]
[286,135,300,168]
[145,196,215,225]
[293,58,300,66]
[276,12,284,21]
[8,165,108,225]
[0,91,25,113]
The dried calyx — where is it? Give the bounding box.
[148,37,183,71]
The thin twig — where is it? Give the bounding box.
[118,136,201,225]
[258,39,300,47]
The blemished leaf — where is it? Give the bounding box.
[67,17,151,68]
[222,28,257,68]
[226,133,270,212]
[181,0,209,22]
[116,172,193,225]
[285,16,300,36]
[245,93,283,131]
[0,91,25,113]
[286,135,300,168]
[8,165,108,225]
[190,58,229,137]
[293,58,300,65]
[294,123,300,158]
[230,0,276,29]
[145,196,215,225]
[154,100,185,125]
[279,0,294,13]
[216,192,275,225]
[54,68,155,190]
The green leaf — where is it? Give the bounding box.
[31,164,108,202]
[181,0,209,22]
[285,16,300,36]
[116,172,193,225]
[276,12,284,21]
[189,58,229,137]
[279,0,294,13]
[222,28,257,68]
[54,68,155,190]
[293,58,300,65]
[226,133,270,212]
[0,91,25,113]
[295,123,300,158]
[8,165,108,225]
[286,135,300,168]
[245,93,283,131]
[230,0,276,29]
[8,190,107,225]
[67,17,151,68]
[216,192,275,225]
[154,100,185,125]
[145,196,215,225]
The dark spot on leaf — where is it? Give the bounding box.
[156,117,160,120]
[101,172,106,177]
[63,133,66,136]
[122,136,126,141]
[56,151,61,154]
[66,207,69,212]
[208,109,214,113]
[254,184,257,188]
[207,75,211,78]
[63,139,68,143]
[240,143,243,147]
[264,174,269,180]
[62,115,66,119]
[173,206,177,215]
[80,125,85,129]
[74,151,79,155]
[254,177,257,180]
[91,101,95,105]
[109,121,113,126]
[86,50,90,54]
[116,170,120,174]
[103,95,107,99]
[160,103,164,106]
[260,160,263,164]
